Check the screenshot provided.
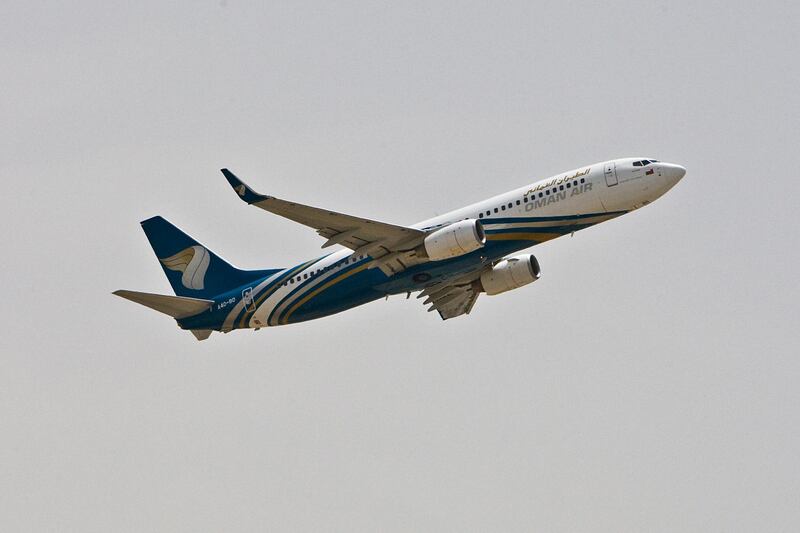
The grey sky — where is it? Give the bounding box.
[2,1,799,531]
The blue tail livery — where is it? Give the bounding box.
[115,159,685,340]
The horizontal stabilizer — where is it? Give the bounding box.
[113,290,214,319]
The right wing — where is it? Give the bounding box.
[222,169,427,275]
[417,269,485,320]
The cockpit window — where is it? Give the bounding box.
[633,161,642,167]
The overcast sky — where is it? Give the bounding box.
[2,1,799,531]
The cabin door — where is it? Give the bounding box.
[604,161,618,186]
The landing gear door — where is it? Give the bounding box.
[604,161,618,186]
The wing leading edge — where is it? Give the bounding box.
[221,169,427,275]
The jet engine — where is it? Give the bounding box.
[419,219,486,261]
[478,254,541,295]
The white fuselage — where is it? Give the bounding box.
[230,158,685,328]
[418,157,686,230]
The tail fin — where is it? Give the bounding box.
[140,216,274,299]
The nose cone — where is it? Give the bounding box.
[638,161,686,204]
[663,163,686,182]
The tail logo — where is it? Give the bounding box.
[160,245,210,290]
[235,184,247,197]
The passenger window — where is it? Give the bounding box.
[539,192,543,198]
[516,200,520,206]
[501,205,506,211]
[566,182,571,188]
[546,190,550,195]
[523,197,528,203]
[580,178,585,183]
[559,185,564,191]
[479,213,483,218]
[494,207,498,213]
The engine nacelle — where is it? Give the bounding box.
[419,219,486,261]
[478,254,541,295]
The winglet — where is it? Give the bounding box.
[221,168,270,204]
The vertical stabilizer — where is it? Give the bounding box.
[140,216,276,299]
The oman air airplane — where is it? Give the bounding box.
[114,158,685,340]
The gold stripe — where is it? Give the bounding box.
[160,247,195,271]
[281,264,369,325]
[486,232,562,242]
[487,214,616,228]
[238,283,281,328]
[237,260,317,328]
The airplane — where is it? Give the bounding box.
[114,158,686,340]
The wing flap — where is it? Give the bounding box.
[417,270,485,320]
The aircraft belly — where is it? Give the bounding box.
[288,289,384,323]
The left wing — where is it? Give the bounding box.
[222,169,426,275]
[417,270,484,320]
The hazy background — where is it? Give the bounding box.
[2,1,799,531]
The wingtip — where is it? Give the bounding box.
[139,215,164,226]
[220,168,239,186]
[220,168,267,204]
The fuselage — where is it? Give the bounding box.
[180,158,685,331]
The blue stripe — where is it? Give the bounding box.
[484,223,593,235]
[233,257,327,326]
[285,261,385,323]
[268,255,369,326]
[480,211,625,225]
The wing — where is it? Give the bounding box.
[417,270,484,320]
[222,169,426,275]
